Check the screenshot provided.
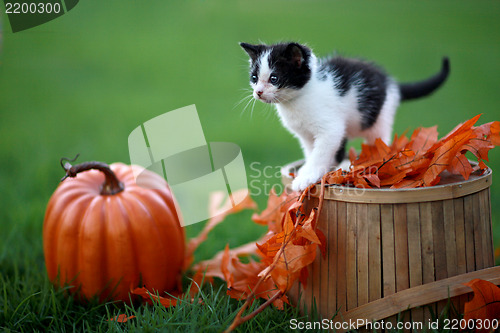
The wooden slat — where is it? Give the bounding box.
[394,204,409,292]
[381,205,395,297]
[406,203,423,324]
[486,188,495,265]
[479,189,493,267]
[335,266,500,333]
[432,201,447,281]
[346,203,357,310]
[463,195,475,272]
[327,201,338,317]
[443,199,458,277]
[320,203,329,318]
[368,205,381,303]
[443,198,460,313]
[454,197,467,315]
[454,198,467,275]
[312,236,321,316]
[336,201,347,314]
[472,193,484,270]
[419,202,435,284]
[304,196,318,316]
[356,204,369,306]
[486,189,494,266]
[431,201,447,316]
[419,202,435,322]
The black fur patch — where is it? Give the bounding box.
[241,42,313,89]
[321,57,388,130]
[335,137,347,164]
[267,43,312,89]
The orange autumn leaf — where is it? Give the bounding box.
[295,209,321,244]
[270,243,318,293]
[391,132,410,152]
[252,188,299,234]
[108,314,136,322]
[438,113,481,145]
[490,121,500,145]
[363,173,381,188]
[131,287,180,307]
[463,279,500,329]
[463,137,495,161]
[448,153,473,180]
[422,129,474,186]
[323,114,499,189]
[349,146,357,164]
[324,169,345,184]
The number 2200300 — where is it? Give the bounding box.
[443,318,499,330]
[5,2,61,14]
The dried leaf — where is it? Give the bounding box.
[108,314,136,322]
[296,209,321,244]
[438,113,481,144]
[423,130,474,186]
[327,114,499,189]
[490,121,500,145]
[408,126,438,155]
[363,173,380,188]
[270,243,318,293]
[131,287,180,307]
[252,188,299,234]
[463,279,500,329]
[448,153,473,180]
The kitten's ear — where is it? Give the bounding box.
[240,42,263,62]
[285,43,305,68]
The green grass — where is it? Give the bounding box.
[1,0,500,331]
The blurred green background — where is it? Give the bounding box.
[1,0,500,277]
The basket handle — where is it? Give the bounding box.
[334,266,500,332]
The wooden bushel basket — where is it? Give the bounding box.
[282,160,499,331]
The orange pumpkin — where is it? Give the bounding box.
[43,159,185,302]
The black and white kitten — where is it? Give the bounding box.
[240,42,449,191]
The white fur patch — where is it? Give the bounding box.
[252,51,279,103]
[258,51,272,81]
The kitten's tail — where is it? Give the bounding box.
[399,57,450,101]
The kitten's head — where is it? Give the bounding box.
[240,42,312,104]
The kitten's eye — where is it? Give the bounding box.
[251,75,258,83]
[270,75,278,84]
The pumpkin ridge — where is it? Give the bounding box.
[53,194,94,286]
[106,192,138,299]
[78,195,107,300]
[126,190,169,285]
[129,188,184,290]
[120,194,142,294]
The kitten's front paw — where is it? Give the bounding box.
[291,167,324,191]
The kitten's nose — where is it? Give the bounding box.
[256,90,263,97]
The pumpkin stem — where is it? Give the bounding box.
[60,155,124,195]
